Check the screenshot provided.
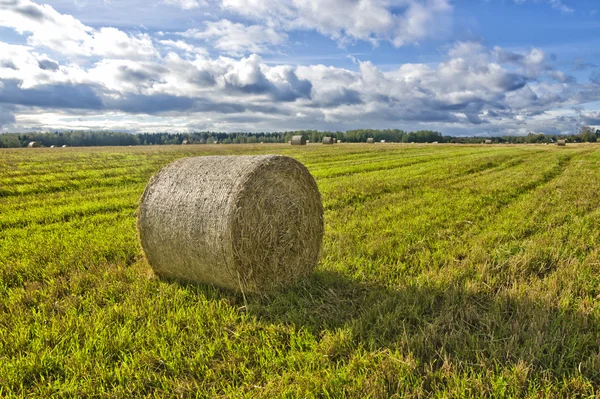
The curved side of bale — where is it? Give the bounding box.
[557,140,566,146]
[291,135,307,145]
[28,141,40,148]
[366,138,374,144]
[322,137,334,144]
[138,155,324,293]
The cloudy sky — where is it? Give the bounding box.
[0,0,599,135]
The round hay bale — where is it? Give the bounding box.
[291,135,306,145]
[337,139,342,143]
[50,145,55,148]
[485,139,492,144]
[182,140,189,145]
[380,140,386,143]
[557,139,566,146]
[138,155,324,293]
[28,141,40,148]
[322,136,335,144]
[62,144,67,148]
[366,138,374,144]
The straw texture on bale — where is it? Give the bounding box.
[557,140,566,146]
[322,137,335,145]
[138,155,324,293]
[28,141,40,148]
[366,138,374,143]
[291,135,306,145]
[485,139,492,144]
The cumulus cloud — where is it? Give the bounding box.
[220,0,453,47]
[0,0,158,60]
[0,0,596,135]
[181,20,287,55]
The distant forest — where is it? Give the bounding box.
[1,127,600,148]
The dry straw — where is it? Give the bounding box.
[28,141,40,148]
[367,138,374,143]
[138,155,324,293]
[557,140,566,146]
[291,135,307,145]
[322,137,335,144]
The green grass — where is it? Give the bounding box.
[2,143,600,398]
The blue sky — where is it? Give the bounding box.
[0,0,599,135]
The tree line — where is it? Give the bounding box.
[1,127,599,148]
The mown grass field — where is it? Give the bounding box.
[2,143,600,398]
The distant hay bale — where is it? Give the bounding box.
[485,139,492,144]
[62,145,67,148]
[380,140,386,143]
[50,145,55,148]
[291,135,306,145]
[337,139,342,143]
[322,137,335,144]
[557,140,566,146]
[367,138,374,143]
[182,140,189,145]
[433,141,439,144]
[28,141,40,148]
[138,155,324,293]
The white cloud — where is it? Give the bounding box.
[0,0,158,60]
[181,19,287,55]
[220,0,453,47]
[162,0,206,9]
[514,0,574,13]
[0,1,595,135]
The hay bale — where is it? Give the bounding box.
[337,139,342,143]
[485,139,492,144]
[557,139,566,146]
[138,155,324,293]
[322,137,335,144]
[380,140,386,143]
[27,141,40,148]
[182,140,189,145]
[62,145,67,148]
[291,135,306,145]
[50,145,55,148]
[366,138,374,144]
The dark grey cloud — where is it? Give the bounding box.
[496,72,527,92]
[0,105,16,129]
[582,112,600,125]
[1,61,17,70]
[0,79,104,109]
[495,49,525,64]
[117,64,168,83]
[311,87,362,107]
[14,4,46,21]
[37,59,59,71]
